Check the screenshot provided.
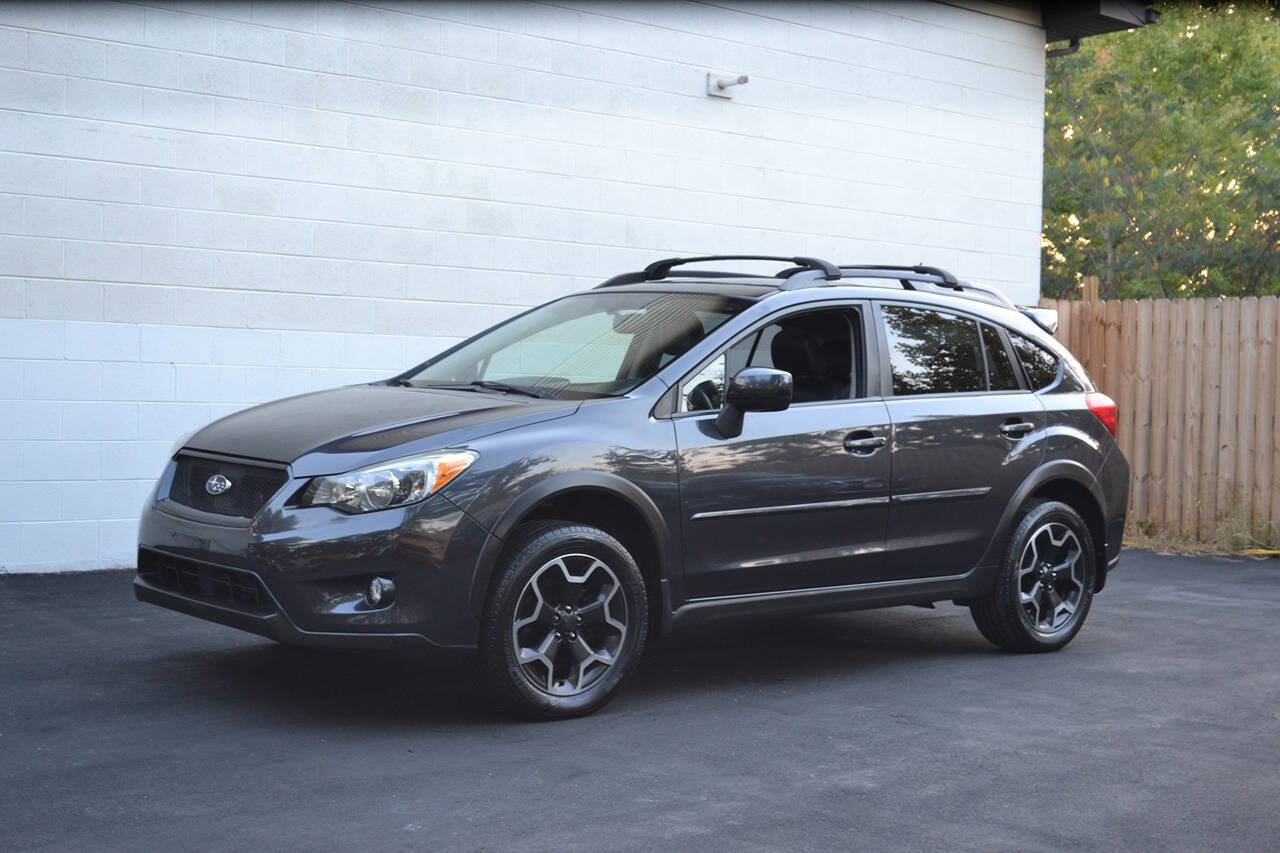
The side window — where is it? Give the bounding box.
[1009,332,1060,390]
[680,309,858,412]
[882,305,985,395]
[981,323,1020,391]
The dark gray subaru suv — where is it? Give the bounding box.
[136,256,1128,719]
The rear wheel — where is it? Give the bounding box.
[480,521,648,720]
[970,500,1095,652]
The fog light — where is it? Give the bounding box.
[366,576,395,607]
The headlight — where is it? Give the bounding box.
[299,450,477,513]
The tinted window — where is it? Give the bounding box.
[982,323,1020,391]
[1009,332,1060,390]
[1059,360,1090,392]
[681,309,857,411]
[882,306,984,395]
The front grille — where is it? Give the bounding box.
[168,453,289,518]
[138,549,276,615]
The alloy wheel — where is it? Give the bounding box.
[1017,522,1086,635]
[510,553,628,696]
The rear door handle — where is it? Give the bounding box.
[999,420,1035,438]
[844,432,887,453]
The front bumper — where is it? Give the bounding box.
[133,564,431,650]
[135,463,494,651]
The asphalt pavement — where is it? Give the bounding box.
[2,549,1277,851]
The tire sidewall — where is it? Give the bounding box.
[1001,501,1095,649]
[483,524,648,719]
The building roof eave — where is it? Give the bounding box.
[1042,1,1160,44]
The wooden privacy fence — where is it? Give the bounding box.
[1041,296,1280,546]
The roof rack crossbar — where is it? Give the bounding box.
[778,263,1024,313]
[833,264,1017,311]
[596,254,841,288]
[836,264,960,285]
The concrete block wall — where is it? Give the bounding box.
[0,0,1046,571]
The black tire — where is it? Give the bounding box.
[480,520,648,720]
[970,500,1095,653]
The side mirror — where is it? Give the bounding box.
[715,367,792,438]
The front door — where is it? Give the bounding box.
[875,303,1046,580]
[672,305,892,599]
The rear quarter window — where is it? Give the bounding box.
[1009,332,1060,390]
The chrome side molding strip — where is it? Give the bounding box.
[691,487,990,521]
[691,495,889,520]
[891,487,991,503]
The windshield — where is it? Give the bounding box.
[404,291,749,399]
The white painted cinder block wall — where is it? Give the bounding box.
[0,0,1046,572]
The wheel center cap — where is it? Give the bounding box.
[555,606,581,629]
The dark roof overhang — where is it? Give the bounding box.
[1043,1,1160,45]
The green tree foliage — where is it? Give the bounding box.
[1042,2,1280,299]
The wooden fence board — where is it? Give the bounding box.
[1090,300,1107,383]
[1193,300,1215,537]
[1104,300,1124,397]
[1166,300,1189,528]
[1271,297,1280,537]
[1217,299,1241,528]
[1198,300,1222,539]
[1255,297,1277,534]
[1147,301,1170,524]
[1132,299,1153,520]
[1235,298,1258,533]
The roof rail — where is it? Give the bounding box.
[792,264,1021,312]
[596,255,841,288]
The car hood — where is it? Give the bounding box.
[185,384,580,476]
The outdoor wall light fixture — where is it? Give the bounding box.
[706,72,749,99]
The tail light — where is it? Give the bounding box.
[1086,392,1118,437]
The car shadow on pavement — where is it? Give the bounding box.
[636,608,992,690]
[143,606,992,726]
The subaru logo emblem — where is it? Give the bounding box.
[205,474,232,495]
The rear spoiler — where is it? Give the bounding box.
[1020,307,1058,335]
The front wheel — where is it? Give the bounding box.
[480,521,648,720]
[970,500,1095,652]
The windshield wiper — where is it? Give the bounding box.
[466,380,551,399]
[408,380,552,399]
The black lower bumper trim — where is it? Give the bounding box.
[133,576,453,652]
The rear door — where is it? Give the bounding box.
[874,302,1045,580]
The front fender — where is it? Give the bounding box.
[465,470,672,616]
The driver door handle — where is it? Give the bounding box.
[844,431,887,454]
